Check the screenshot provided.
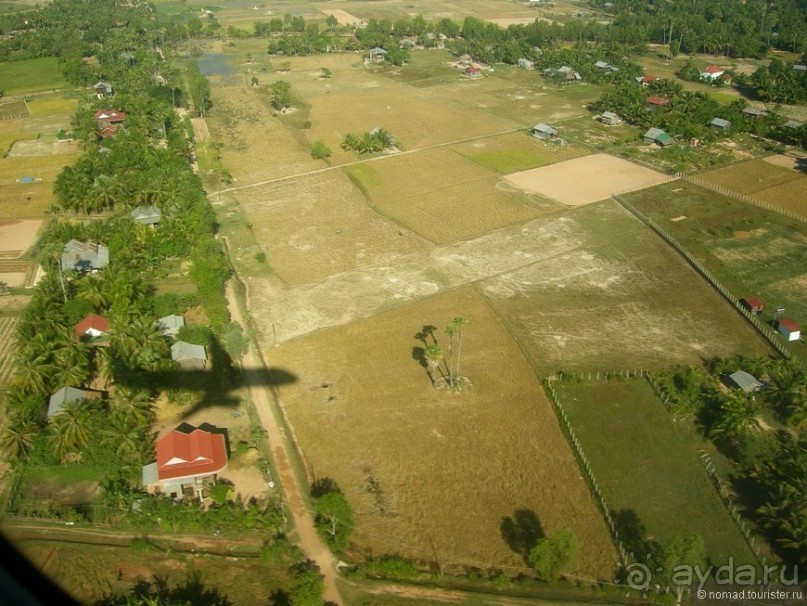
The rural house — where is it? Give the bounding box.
[367,47,387,63]
[130,205,162,226]
[532,123,558,139]
[48,387,103,417]
[157,314,185,337]
[635,75,659,87]
[61,240,110,272]
[94,110,126,125]
[141,422,229,501]
[784,119,804,130]
[556,65,581,81]
[743,107,768,119]
[74,313,109,340]
[710,117,731,132]
[700,65,724,81]
[171,340,208,370]
[740,296,764,314]
[646,96,670,110]
[93,81,113,98]
[464,65,482,78]
[517,58,534,70]
[776,318,801,341]
[599,111,622,125]
[643,127,674,146]
[725,370,763,393]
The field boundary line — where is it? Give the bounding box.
[612,194,792,359]
[678,173,806,223]
[542,377,631,569]
[215,127,525,196]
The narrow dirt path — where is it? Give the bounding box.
[225,280,343,605]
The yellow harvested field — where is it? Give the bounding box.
[25,97,78,116]
[236,170,425,286]
[346,148,549,244]
[504,153,675,206]
[0,219,42,254]
[319,9,364,26]
[269,285,617,579]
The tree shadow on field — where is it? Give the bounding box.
[412,346,428,369]
[310,477,341,498]
[414,325,439,346]
[501,508,544,564]
[612,508,650,558]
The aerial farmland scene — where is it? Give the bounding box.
[0,1,805,605]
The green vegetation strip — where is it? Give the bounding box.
[555,377,758,568]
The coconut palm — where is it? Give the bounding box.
[0,419,39,460]
[109,386,154,428]
[424,343,444,386]
[47,399,97,462]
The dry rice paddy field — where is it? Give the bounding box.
[210,43,780,580]
[0,94,80,219]
[270,285,617,579]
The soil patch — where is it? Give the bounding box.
[504,153,675,205]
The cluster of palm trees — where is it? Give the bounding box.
[654,354,806,568]
[341,128,396,155]
[420,317,469,391]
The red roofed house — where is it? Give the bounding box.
[700,65,724,81]
[776,318,801,342]
[635,74,659,87]
[142,422,229,501]
[94,110,126,124]
[740,296,764,314]
[647,96,670,110]
[464,65,482,78]
[74,313,109,340]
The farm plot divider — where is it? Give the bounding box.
[542,377,632,569]
[612,194,792,359]
[677,173,806,223]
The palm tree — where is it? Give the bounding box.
[0,419,39,460]
[110,386,154,428]
[451,316,469,387]
[425,343,444,387]
[47,399,97,462]
[443,323,457,389]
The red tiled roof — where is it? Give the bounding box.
[778,318,801,333]
[741,296,764,309]
[647,96,670,105]
[94,109,126,123]
[156,424,228,481]
[74,313,109,336]
[642,75,658,82]
[702,65,723,73]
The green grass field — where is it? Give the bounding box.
[556,377,759,568]
[0,58,68,95]
[623,180,807,350]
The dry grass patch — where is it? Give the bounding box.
[25,96,78,116]
[207,84,320,185]
[452,130,588,173]
[480,201,774,374]
[698,156,807,219]
[234,170,425,285]
[270,285,617,580]
[346,148,548,244]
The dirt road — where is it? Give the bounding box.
[225,279,343,605]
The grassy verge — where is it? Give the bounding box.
[555,376,759,568]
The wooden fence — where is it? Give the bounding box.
[612,194,792,358]
[677,173,806,223]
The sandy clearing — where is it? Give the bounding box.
[319,9,363,26]
[504,153,675,205]
[0,272,26,287]
[762,154,800,170]
[250,215,587,344]
[486,17,542,26]
[7,140,78,157]
[0,219,42,254]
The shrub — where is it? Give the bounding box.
[310,140,331,159]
